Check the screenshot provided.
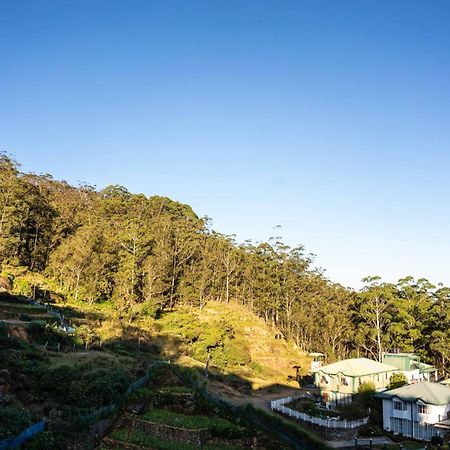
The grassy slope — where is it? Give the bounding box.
[154,301,309,389]
[1,269,314,448]
[3,267,310,389]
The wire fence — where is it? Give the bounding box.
[271,396,369,429]
[76,360,165,426]
[170,364,330,450]
[30,299,75,333]
[0,360,165,449]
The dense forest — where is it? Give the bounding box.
[0,154,448,373]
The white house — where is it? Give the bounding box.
[376,381,450,441]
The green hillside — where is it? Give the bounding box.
[1,154,449,448]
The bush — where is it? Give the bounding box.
[388,372,408,390]
[140,299,161,319]
[128,387,152,402]
[13,278,32,297]
[0,403,32,439]
[242,404,330,450]
[337,401,368,420]
[37,361,132,408]
[18,313,32,321]
[357,380,376,407]
[26,431,61,449]
[217,339,251,367]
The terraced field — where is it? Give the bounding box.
[98,364,290,450]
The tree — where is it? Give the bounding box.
[355,277,396,361]
[388,372,408,390]
[426,287,450,369]
[390,277,434,353]
[1,155,449,377]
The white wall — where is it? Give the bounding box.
[382,398,450,435]
[416,403,448,424]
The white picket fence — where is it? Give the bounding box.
[270,396,369,429]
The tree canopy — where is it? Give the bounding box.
[0,154,448,373]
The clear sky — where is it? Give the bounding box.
[1,1,450,289]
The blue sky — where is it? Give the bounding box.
[1,1,450,288]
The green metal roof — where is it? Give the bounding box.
[314,358,398,377]
[376,381,450,406]
[382,353,419,371]
[381,353,436,373]
[418,362,436,373]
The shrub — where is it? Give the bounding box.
[388,372,408,390]
[128,387,152,402]
[338,401,368,420]
[26,431,61,449]
[13,278,32,297]
[0,403,32,439]
[218,339,251,367]
[242,404,330,450]
[19,313,32,321]
[140,299,161,319]
[357,380,376,407]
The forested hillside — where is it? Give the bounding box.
[0,154,448,372]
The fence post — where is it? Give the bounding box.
[354,438,358,448]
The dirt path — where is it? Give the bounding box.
[204,377,302,412]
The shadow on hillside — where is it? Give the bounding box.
[90,357,317,450]
[1,292,303,402]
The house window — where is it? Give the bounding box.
[340,377,349,386]
[418,404,430,414]
[393,401,407,411]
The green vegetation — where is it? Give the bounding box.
[25,431,58,450]
[242,404,330,450]
[388,372,408,390]
[0,154,448,448]
[142,409,244,437]
[287,398,368,421]
[159,386,193,394]
[109,428,242,450]
[0,402,33,439]
[0,154,448,370]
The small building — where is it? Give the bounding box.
[381,353,437,383]
[376,381,450,441]
[313,358,399,405]
[309,352,325,372]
